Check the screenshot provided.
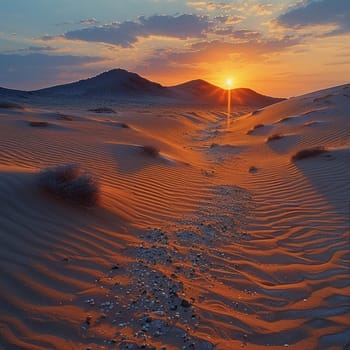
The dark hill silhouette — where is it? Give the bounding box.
[169,79,283,106]
[36,69,166,97]
[1,69,284,107]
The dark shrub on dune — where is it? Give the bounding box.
[29,121,49,127]
[118,122,130,128]
[249,166,258,173]
[38,164,99,206]
[292,147,327,161]
[141,145,160,157]
[89,107,116,114]
[266,134,283,142]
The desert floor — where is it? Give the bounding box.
[0,85,349,349]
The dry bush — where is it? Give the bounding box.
[291,147,327,161]
[89,107,116,114]
[38,164,99,206]
[141,145,160,157]
[249,166,258,173]
[29,121,49,127]
[118,122,129,128]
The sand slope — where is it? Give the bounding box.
[0,84,349,349]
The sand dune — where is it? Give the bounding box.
[0,84,349,349]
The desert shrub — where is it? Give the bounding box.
[118,122,129,128]
[249,166,258,173]
[38,164,99,206]
[266,134,283,142]
[291,147,326,161]
[89,107,116,114]
[0,101,25,109]
[141,145,160,157]
[29,121,49,127]
[246,124,264,135]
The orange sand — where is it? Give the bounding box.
[0,84,349,349]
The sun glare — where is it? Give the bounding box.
[226,78,233,89]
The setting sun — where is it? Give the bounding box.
[226,78,233,89]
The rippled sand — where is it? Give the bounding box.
[0,84,349,349]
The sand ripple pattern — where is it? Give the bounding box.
[0,86,349,349]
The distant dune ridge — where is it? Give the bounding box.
[0,79,349,349]
[0,68,284,107]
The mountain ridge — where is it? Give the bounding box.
[0,68,285,107]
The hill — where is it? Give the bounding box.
[170,79,284,106]
[35,69,165,97]
[1,68,284,107]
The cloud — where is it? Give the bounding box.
[0,53,101,89]
[138,14,209,38]
[20,46,55,52]
[63,14,210,47]
[2,45,56,54]
[214,15,244,25]
[276,0,350,36]
[213,28,261,39]
[252,3,274,16]
[189,36,300,61]
[79,18,99,26]
[137,35,301,71]
[186,1,206,10]
[64,21,140,47]
[187,1,233,12]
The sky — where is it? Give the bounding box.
[0,0,349,97]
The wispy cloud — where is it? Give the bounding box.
[19,45,55,53]
[213,28,260,39]
[189,35,300,61]
[276,0,350,36]
[187,1,233,12]
[137,34,300,72]
[79,18,99,26]
[214,15,244,25]
[252,3,274,16]
[61,14,210,47]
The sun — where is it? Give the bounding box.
[225,78,233,89]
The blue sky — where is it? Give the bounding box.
[1,0,349,96]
